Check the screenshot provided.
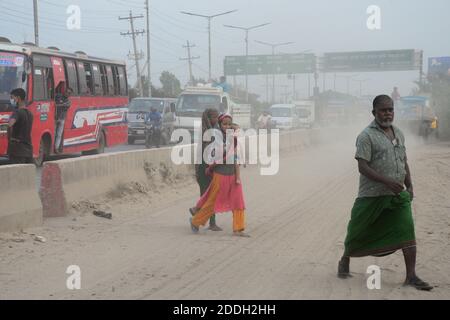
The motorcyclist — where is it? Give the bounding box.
[145,106,162,148]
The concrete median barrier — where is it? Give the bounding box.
[0,164,42,233]
[40,146,194,217]
[39,127,352,218]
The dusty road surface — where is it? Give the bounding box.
[1,132,449,300]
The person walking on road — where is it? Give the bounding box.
[391,86,401,104]
[338,95,432,291]
[8,88,33,164]
[190,113,249,237]
[189,108,223,231]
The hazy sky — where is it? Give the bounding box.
[2,0,450,100]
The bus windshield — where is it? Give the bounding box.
[0,52,27,104]
[129,99,164,113]
[177,94,220,114]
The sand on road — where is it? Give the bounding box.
[1,134,449,300]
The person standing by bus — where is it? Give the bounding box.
[8,88,33,164]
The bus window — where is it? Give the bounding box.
[33,66,54,101]
[112,66,120,95]
[76,62,88,95]
[33,67,46,100]
[91,63,102,96]
[117,66,127,96]
[99,65,108,96]
[32,54,54,101]
[83,63,93,95]
[64,59,79,95]
[105,65,114,95]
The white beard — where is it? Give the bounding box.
[377,120,393,128]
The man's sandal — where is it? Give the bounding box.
[404,277,433,291]
[337,259,352,279]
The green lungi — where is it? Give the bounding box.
[344,191,416,257]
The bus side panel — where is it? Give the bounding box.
[61,96,128,153]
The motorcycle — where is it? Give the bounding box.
[144,122,162,149]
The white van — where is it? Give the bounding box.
[269,104,299,130]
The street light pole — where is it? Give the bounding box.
[254,40,295,103]
[224,23,271,102]
[208,17,212,81]
[181,10,237,81]
[33,0,39,46]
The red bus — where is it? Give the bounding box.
[0,38,128,165]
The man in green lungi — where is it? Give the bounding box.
[338,95,433,291]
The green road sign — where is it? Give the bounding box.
[224,53,316,76]
[323,49,419,72]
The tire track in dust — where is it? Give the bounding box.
[141,167,355,299]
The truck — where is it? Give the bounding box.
[396,96,439,139]
[293,100,315,128]
[175,85,252,138]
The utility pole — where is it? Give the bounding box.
[181,10,237,81]
[180,41,200,86]
[224,23,271,102]
[308,73,311,98]
[120,11,145,97]
[419,50,424,87]
[145,0,152,97]
[255,40,295,104]
[33,0,39,46]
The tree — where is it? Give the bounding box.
[141,76,165,98]
[160,71,182,97]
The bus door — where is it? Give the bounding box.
[51,57,68,153]
[32,54,56,159]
